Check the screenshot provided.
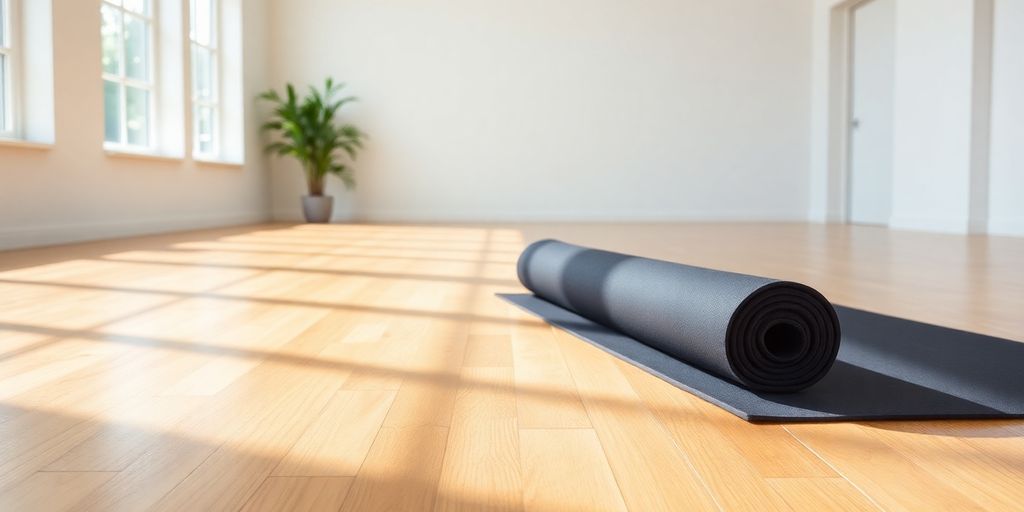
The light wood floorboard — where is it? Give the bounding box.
[0,222,1020,510]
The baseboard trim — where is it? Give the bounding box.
[320,209,811,223]
[888,215,969,235]
[272,208,355,223]
[0,211,271,251]
[988,217,1024,237]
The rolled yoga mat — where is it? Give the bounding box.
[500,240,1024,422]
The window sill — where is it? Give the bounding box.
[194,156,245,169]
[105,148,185,163]
[0,138,54,151]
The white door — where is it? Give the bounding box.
[848,0,896,225]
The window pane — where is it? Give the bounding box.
[192,46,216,101]
[125,86,150,146]
[123,0,150,16]
[0,55,7,132]
[0,0,6,48]
[196,105,216,154]
[101,6,122,75]
[124,15,150,81]
[191,0,215,47]
[104,80,122,143]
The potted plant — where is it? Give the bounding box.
[258,78,366,223]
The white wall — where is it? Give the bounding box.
[988,0,1024,236]
[809,0,1015,235]
[807,0,845,223]
[3,0,1019,244]
[888,0,976,233]
[268,0,814,222]
[0,0,272,251]
[847,0,895,226]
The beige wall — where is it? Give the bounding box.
[810,0,1022,236]
[989,0,1024,236]
[4,0,1020,246]
[267,0,815,222]
[0,0,273,250]
[887,0,977,233]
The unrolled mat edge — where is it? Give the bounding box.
[501,240,1024,422]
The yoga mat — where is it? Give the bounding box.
[501,240,1024,422]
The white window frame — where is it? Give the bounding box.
[101,0,158,150]
[189,0,220,158]
[0,0,20,138]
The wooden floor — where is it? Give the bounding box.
[0,223,1022,511]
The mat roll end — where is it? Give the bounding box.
[727,281,841,393]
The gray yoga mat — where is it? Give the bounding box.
[500,240,1024,422]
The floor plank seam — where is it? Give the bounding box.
[425,341,471,510]
[145,438,223,510]
[781,426,886,511]
[516,426,595,430]
[548,328,630,509]
[549,325,724,512]
[334,384,401,482]
[4,224,1022,511]
[35,469,123,473]
[619,364,727,512]
[266,383,350,478]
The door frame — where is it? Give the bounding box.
[818,0,994,232]
[843,0,894,224]
[822,0,879,225]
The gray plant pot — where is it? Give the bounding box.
[301,195,334,223]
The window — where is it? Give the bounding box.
[102,0,155,148]
[190,0,218,157]
[0,0,16,136]
[0,0,55,144]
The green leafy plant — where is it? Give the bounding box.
[258,78,365,196]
